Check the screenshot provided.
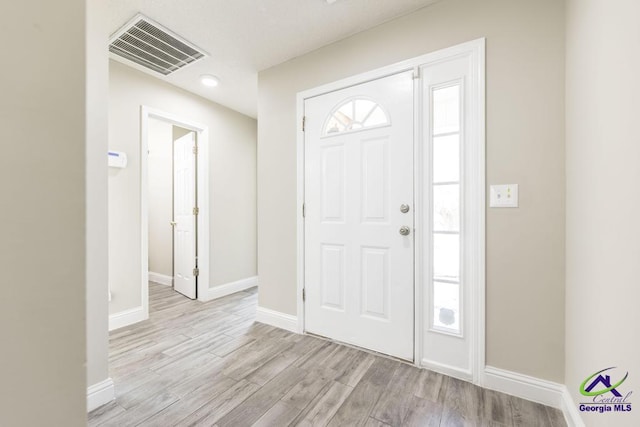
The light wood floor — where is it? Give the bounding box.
[89,282,566,427]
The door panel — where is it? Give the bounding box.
[304,71,414,360]
[361,246,389,319]
[361,137,389,222]
[321,146,346,222]
[321,244,346,310]
[173,132,197,299]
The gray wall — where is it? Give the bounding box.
[0,0,89,424]
[258,0,565,382]
[109,61,257,314]
[565,0,640,425]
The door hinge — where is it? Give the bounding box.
[193,267,200,277]
[193,145,198,155]
[193,207,199,215]
[302,288,305,302]
[302,116,306,132]
[302,203,305,218]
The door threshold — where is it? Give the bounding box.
[304,331,415,365]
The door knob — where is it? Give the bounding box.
[399,226,411,236]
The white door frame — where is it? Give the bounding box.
[141,106,210,316]
[295,39,485,383]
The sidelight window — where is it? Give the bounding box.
[431,83,462,334]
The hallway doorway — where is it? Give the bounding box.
[147,119,198,299]
[141,107,211,313]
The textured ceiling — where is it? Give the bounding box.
[108,0,440,117]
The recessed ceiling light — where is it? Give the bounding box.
[326,0,338,3]
[200,75,220,87]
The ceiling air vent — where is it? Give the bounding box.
[109,14,206,76]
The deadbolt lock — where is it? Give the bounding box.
[400,204,410,213]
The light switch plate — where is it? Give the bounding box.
[490,184,518,208]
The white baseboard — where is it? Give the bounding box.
[421,358,473,382]
[559,386,586,427]
[148,271,172,286]
[109,306,147,331]
[87,378,115,412]
[483,367,586,426]
[200,276,258,302]
[483,366,565,408]
[256,306,298,333]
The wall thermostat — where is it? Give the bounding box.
[108,151,127,168]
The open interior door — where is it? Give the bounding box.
[173,131,197,299]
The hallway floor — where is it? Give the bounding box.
[89,282,566,426]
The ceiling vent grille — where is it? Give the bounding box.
[109,14,206,76]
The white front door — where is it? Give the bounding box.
[304,71,415,361]
[173,131,197,299]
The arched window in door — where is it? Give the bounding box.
[323,97,390,136]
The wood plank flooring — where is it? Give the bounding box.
[89,282,566,427]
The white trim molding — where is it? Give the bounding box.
[200,276,258,302]
[560,387,586,427]
[109,306,146,331]
[148,271,172,286]
[87,378,115,412]
[484,366,565,408]
[256,306,298,333]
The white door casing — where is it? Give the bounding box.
[173,132,197,299]
[304,71,415,361]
